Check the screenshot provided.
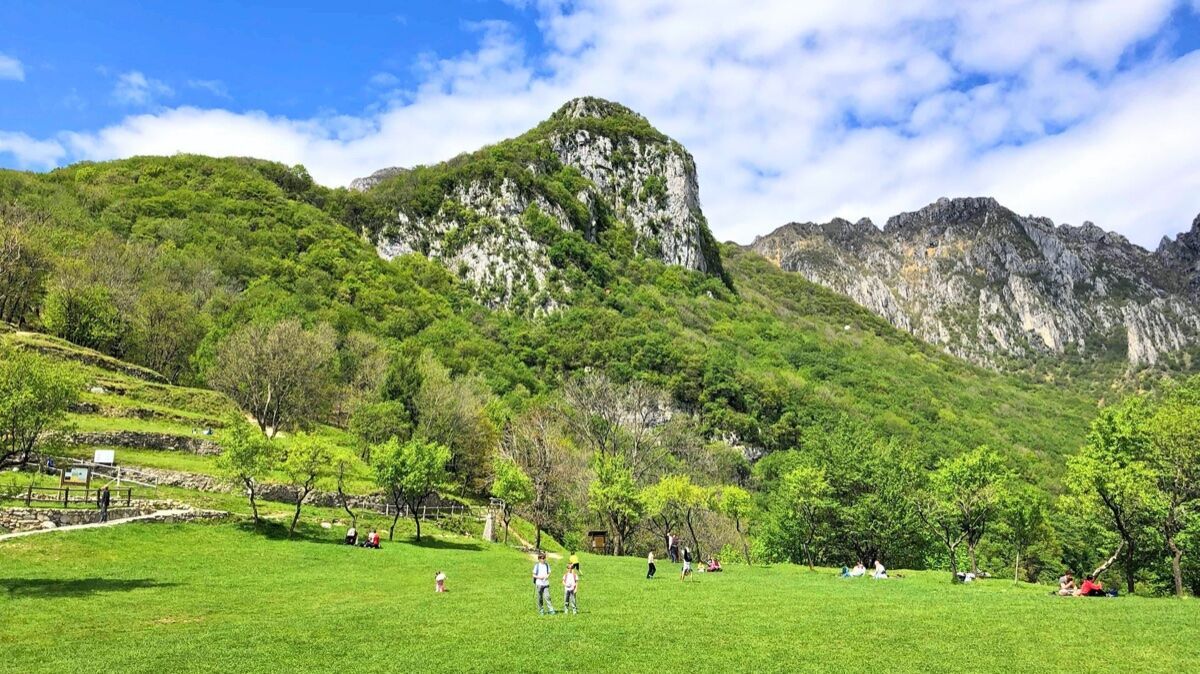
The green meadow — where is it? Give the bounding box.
[2,522,1196,674]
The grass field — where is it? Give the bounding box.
[2,522,1197,673]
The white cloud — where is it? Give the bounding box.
[368,72,400,88]
[186,79,230,99]
[0,52,24,81]
[5,0,1200,248]
[0,132,65,167]
[112,71,174,106]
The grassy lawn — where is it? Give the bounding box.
[2,523,1197,673]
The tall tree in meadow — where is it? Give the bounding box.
[216,416,277,525]
[372,437,451,542]
[501,403,575,549]
[644,474,707,558]
[1067,398,1157,594]
[999,484,1053,583]
[716,485,755,565]
[774,465,833,570]
[1146,378,1200,597]
[0,349,80,468]
[588,453,645,555]
[913,447,1008,582]
[209,319,338,438]
[490,456,534,544]
[280,433,333,537]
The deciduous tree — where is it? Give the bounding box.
[209,319,337,438]
[216,416,276,524]
[0,349,79,468]
[372,437,451,542]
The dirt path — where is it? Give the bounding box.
[0,509,192,542]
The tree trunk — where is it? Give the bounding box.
[288,490,307,538]
[967,542,979,575]
[1091,541,1123,579]
[1124,541,1136,595]
[736,521,751,566]
[535,525,542,550]
[948,545,960,583]
[413,506,422,542]
[1168,537,1184,598]
[243,477,260,525]
[336,475,356,527]
[389,508,401,540]
[685,510,701,561]
[1014,549,1021,584]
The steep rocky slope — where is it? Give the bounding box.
[751,197,1200,372]
[356,97,727,310]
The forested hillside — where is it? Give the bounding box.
[0,153,1095,466]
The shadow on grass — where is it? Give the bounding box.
[235,520,344,546]
[408,537,484,552]
[1,577,177,598]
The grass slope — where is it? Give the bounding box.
[2,522,1196,673]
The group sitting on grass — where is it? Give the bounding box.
[344,525,380,549]
[1057,572,1113,597]
[839,560,888,579]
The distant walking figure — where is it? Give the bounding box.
[647,551,657,579]
[533,553,556,615]
[98,486,111,523]
[668,534,679,564]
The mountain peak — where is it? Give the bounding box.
[553,96,645,122]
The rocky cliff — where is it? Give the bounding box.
[355,97,727,310]
[751,197,1200,371]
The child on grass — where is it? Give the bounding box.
[563,567,579,614]
[435,571,447,593]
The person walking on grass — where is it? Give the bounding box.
[563,566,579,614]
[647,550,657,579]
[533,553,556,615]
[98,486,111,523]
[681,547,693,581]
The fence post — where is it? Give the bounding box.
[63,488,69,508]
[25,485,32,506]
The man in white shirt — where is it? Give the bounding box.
[532,553,556,615]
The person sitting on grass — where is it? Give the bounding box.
[850,562,866,577]
[872,559,888,579]
[361,529,380,549]
[1057,573,1076,596]
[1076,575,1105,597]
[345,525,358,546]
[706,558,722,573]
[435,571,447,593]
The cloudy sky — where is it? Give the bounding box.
[2,0,1200,248]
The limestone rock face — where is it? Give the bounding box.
[750,197,1200,371]
[355,97,726,309]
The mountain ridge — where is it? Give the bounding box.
[751,196,1200,376]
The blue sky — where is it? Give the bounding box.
[3,1,1200,247]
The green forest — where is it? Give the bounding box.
[2,149,1198,596]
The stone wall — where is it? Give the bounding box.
[0,502,229,534]
[55,431,222,455]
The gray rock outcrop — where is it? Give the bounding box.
[751,197,1200,371]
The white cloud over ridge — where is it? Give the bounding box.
[0,52,24,81]
[5,0,1200,248]
[112,71,173,106]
